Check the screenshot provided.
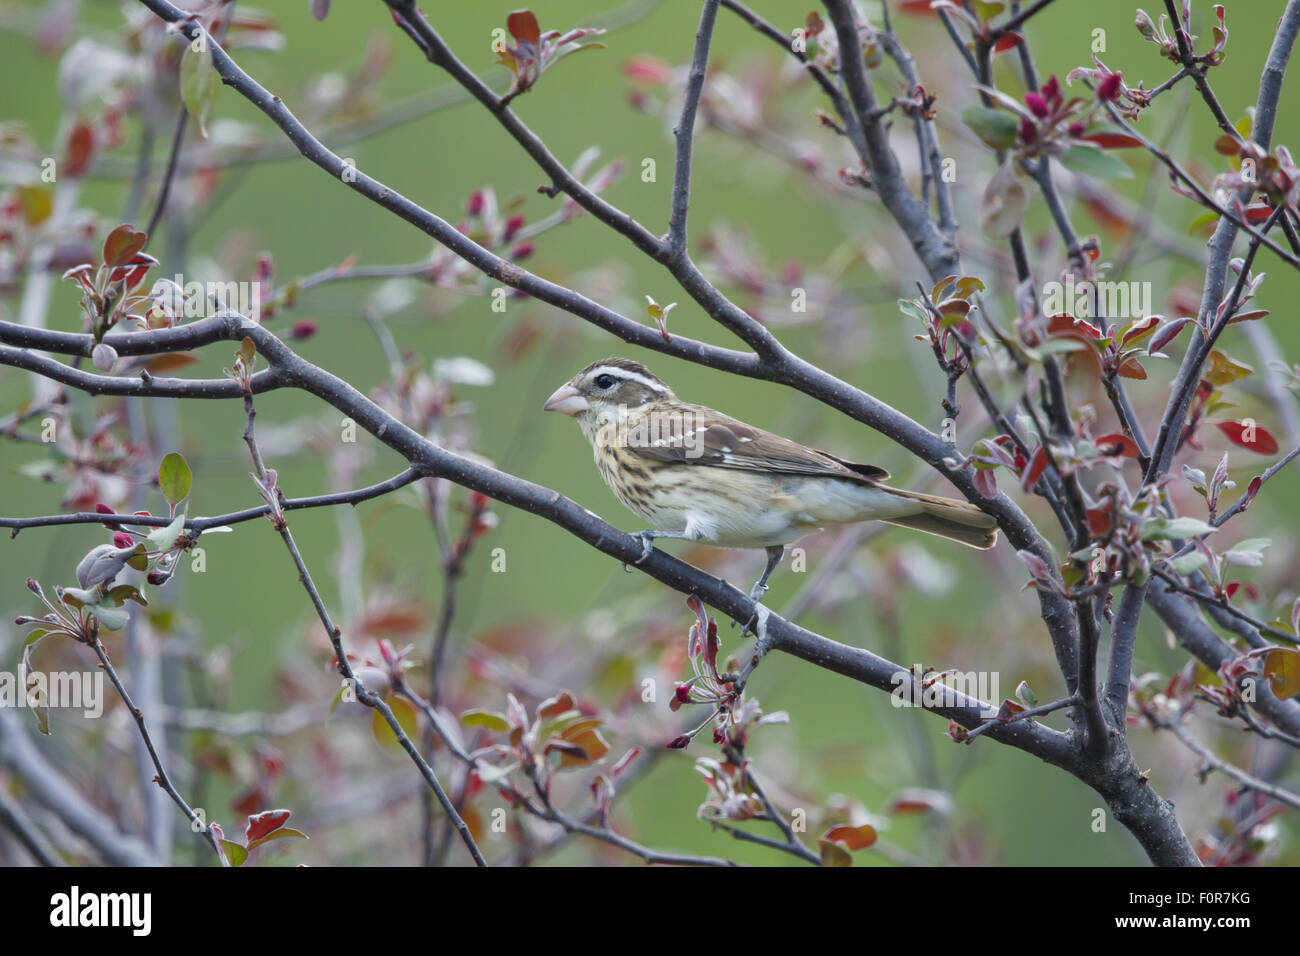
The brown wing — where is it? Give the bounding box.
[623,403,889,483]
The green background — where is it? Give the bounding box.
[2,0,1298,865]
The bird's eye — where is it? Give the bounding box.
[594,374,616,389]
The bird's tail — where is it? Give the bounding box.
[876,486,999,550]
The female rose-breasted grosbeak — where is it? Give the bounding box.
[543,358,998,600]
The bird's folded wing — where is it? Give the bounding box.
[623,404,889,482]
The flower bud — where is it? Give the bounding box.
[1097,71,1123,102]
[92,342,118,372]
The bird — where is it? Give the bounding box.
[543,357,998,602]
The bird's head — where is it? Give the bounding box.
[543,359,674,433]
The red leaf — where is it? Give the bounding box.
[1215,420,1279,455]
[1021,446,1049,491]
[245,808,291,844]
[1082,132,1144,149]
[1148,317,1192,354]
[1226,582,1240,600]
[997,698,1026,720]
[1240,474,1262,510]
[506,9,541,46]
[102,224,147,269]
[994,32,1023,52]
[537,691,575,719]
[1116,357,1148,379]
[1094,433,1140,459]
[1213,134,1241,156]
[1085,508,1112,536]
[64,122,95,178]
[1242,204,1274,223]
[824,823,878,850]
[973,466,999,500]
[1047,312,1102,340]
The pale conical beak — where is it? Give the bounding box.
[543,382,589,416]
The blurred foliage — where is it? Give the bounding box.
[2,0,1299,865]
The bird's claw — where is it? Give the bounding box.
[623,532,655,572]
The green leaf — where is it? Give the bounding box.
[105,584,148,608]
[819,839,853,867]
[1141,516,1217,541]
[371,697,418,753]
[158,452,192,507]
[247,827,309,852]
[961,106,1019,151]
[1232,537,1272,553]
[180,39,219,138]
[221,840,249,868]
[1265,648,1300,699]
[145,513,186,553]
[897,298,929,324]
[1169,551,1208,575]
[88,602,130,631]
[1059,145,1134,180]
[60,587,98,609]
[460,709,511,732]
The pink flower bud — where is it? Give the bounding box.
[667,734,691,750]
[1097,71,1123,102]
[1068,122,1087,138]
[674,683,692,704]
[113,532,134,549]
[1024,92,1049,119]
[503,215,525,241]
[289,320,318,340]
[465,190,484,216]
[1042,75,1060,101]
[511,242,534,261]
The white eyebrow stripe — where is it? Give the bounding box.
[588,367,668,393]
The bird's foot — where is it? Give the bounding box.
[622,531,656,572]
